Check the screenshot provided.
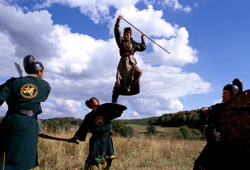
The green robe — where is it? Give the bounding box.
[74,107,122,167]
[0,75,50,170]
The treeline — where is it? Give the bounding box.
[1,111,200,130]
[110,110,200,130]
[155,110,204,140]
[114,117,159,126]
[155,110,200,129]
[40,117,82,132]
[1,111,204,140]
[39,117,135,137]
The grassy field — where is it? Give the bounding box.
[36,125,206,170]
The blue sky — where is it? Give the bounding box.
[0,0,249,119]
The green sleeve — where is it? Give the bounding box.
[39,80,51,102]
[74,114,89,141]
[107,110,122,120]
[0,78,14,103]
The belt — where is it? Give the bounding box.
[92,132,111,137]
[121,54,133,57]
[19,110,37,118]
[8,109,37,118]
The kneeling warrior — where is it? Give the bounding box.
[112,15,146,103]
[70,98,126,170]
[0,55,51,170]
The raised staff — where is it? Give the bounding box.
[122,17,171,54]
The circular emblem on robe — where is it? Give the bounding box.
[95,116,106,126]
[20,83,38,99]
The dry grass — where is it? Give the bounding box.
[36,129,205,170]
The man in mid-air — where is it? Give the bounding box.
[112,15,146,103]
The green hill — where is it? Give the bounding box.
[40,117,82,132]
[113,116,159,126]
[155,110,200,129]
[1,110,200,129]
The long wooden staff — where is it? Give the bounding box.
[196,106,250,113]
[38,134,79,144]
[122,17,171,54]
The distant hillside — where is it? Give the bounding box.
[1,110,200,130]
[40,117,82,132]
[155,110,200,129]
[113,117,159,126]
[114,110,200,129]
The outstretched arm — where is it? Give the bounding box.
[0,78,14,104]
[114,15,123,48]
[70,115,89,142]
[109,110,123,120]
[134,32,146,52]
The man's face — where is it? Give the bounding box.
[91,99,99,111]
[124,32,131,41]
[37,69,44,79]
[222,90,232,103]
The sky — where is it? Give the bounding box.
[0,0,249,119]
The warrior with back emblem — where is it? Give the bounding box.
[70,97,126,170]
[112,15,146,103]
[0,55,51,170]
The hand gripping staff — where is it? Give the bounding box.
[122,17,171,54]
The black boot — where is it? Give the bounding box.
[103,159,112,170]
[112,88,119,104]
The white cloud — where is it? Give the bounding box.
[162,0,192,13]
[126,63,211,116]
[194,2,199,8]
[130,111,141,118]
[0,3,210,119]
[0,31,19,77]
[34,0,140,24]
[41,96,84,118]
[145,27,198,66]
[144,0,192,13]
[0,4,57,59]
[213,98,222,105]
[110,5,176,38]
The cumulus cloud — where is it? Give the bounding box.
[145,27,198,66]
[34,0,140,23]
[144,0,192,13]
[0,3,210,119]
[41,96,84,118]
[0,31,18,77]
[110,5,176,38]
[127,62,210,116]
[0,5,57,58]
[162,0,192,13]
